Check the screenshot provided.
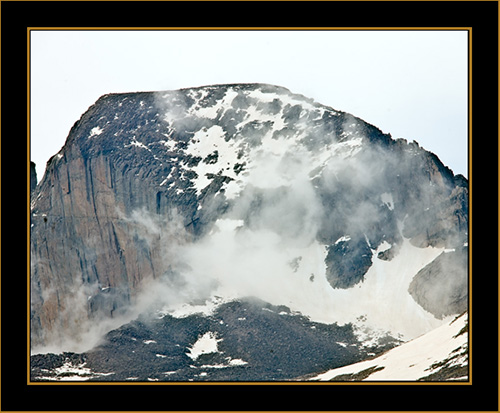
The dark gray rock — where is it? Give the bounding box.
[325,236,373,289]
[30,161,37,194]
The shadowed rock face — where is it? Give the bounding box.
[325,236,373,289]
[30,161,37,194]
[30,83,468,349]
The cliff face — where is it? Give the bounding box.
[30,92,193,347]
[30,84,468,349]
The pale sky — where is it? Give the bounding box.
[30,29,468,180]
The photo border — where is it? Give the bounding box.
[0,1,500,411]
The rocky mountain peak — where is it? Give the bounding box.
[30,84,468,367]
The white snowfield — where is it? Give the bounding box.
[310,313,468,381]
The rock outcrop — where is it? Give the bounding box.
[30,161,37,194]
[408,247,468,318]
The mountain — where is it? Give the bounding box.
[30,83,468,381]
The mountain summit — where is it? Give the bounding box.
[30,83,468,381]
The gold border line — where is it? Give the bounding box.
[26,27,473,387]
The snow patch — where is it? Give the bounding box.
[88,126,103,138]
[126,137,150,151]
[37,361,114,381]
[381,192,394,210]
[159,296,229,319]
[201,357,248,369]
[182,125,243,196]
[187,332,221,360]
[335,235,351,244]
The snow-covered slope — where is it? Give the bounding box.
[309,313,468,381]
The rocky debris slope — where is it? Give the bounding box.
[30,83,468,362]
[31,297,399,382]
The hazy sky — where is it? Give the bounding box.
[30,29,468,179]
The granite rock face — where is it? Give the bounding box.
[30,83,468,349]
